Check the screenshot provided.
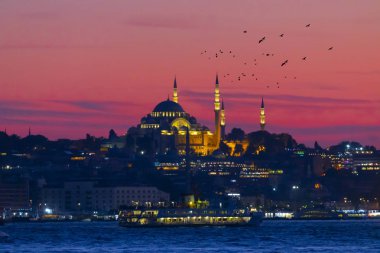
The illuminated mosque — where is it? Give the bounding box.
[131,75,225,156]
[122,75,266,157]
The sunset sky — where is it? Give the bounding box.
[0,0,379,148]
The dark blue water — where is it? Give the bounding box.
[1,220,380,252]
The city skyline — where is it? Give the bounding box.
[1,1,379,147]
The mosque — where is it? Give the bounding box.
[129,75,224,156]
[124,75,266,156]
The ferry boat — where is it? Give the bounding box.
[118,208,263,227]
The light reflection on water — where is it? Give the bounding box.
[1,220,380,252]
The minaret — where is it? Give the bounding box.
[214,74,221,146]
[220,98,226,140]
[173,76,178,103]
[260,97,266,131]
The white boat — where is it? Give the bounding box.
[119,208,263,227]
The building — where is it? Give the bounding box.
[128,76,225,156]
[41,181,170,213]
[0,180,30,210]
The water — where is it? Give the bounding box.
[1,220,380,252]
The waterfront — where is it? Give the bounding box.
[1,220,379,252]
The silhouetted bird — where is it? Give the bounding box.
[328,47,334,50]
[259,37,266,43]
[280,34,284,37]
[302,57,307,60]
[243,30,247,33]
[306,24,311,27]
[281,60,288,66]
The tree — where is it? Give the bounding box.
[108,129,118,140]
[219,141,231,156]
[227,128,245,141]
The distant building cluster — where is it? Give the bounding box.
[42,182,169,212]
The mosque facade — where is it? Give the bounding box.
[129,76,225,156]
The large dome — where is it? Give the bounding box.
[153,99,185,113]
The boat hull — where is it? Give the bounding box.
[119,209,263,228]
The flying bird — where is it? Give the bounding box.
[243,30,247,33]
[328,47,334,50]
[281,60,288,67]
[306,24,311,27]
[302,57,307,60]
[259,37,266,43]
[280,34,284,37]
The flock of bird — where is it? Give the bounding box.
[200,23,334,89]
